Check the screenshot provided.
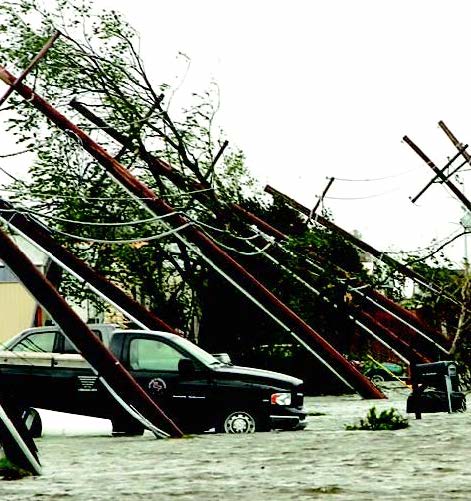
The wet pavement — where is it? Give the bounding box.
[1,384,470,500]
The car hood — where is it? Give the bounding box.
[212,364,303,388]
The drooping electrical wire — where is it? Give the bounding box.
[202,233,273,256]
[17,206,186,227]
[384,228,463,257]
[0,185,214,201]
[46,222,193,245]
[0,149,32,158]
[186,216,262,241]
[325,187,401,200]
[334,167,419,182]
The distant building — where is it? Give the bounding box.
[0,235,127,344]
[0,236,47,344]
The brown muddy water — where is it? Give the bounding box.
[1,384,470,500]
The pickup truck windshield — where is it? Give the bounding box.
[173,337,224,367]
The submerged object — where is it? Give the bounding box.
[407,361,466,417]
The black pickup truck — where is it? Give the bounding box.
[0,325,306,435]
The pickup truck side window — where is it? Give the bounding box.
[62,330,103,354]
[129,338,186,371]
[11,331,56,353]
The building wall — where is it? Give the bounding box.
[0,283,37,344]
[0,235,47,344]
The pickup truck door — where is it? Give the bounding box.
[125,335,212,433]
[0,329,62,411]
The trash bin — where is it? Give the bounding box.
[407,361,466,416]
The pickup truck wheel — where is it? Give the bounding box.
[219,410,258,434]
[23,408,42,438]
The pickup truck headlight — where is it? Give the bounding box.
[270,392,291,406]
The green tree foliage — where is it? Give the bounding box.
[0,0,242,332]
[0,0,372,348]
[4,0,466,392]
[402,252,471,383]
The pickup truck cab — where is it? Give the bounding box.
[0,326,306,435]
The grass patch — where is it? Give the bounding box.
[345,407,409,431]
[0,456,33,480]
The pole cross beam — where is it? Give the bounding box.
[403,135,471,213]
[411,144,469,204]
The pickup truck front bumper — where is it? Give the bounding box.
[270,406,307,430]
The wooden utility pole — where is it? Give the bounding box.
[0,227,183,437]
[69,100,287,241]
[438,121,471,165]
[265,184,458,308]
[69,99,449,361]
[309,177,335,220]
[410,145,468,204]
[0,31,60,108]
[264,185,449,350]
[0,65,385,399]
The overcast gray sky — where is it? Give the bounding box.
[1,0,470,264]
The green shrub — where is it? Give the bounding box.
[345,407,409,431]
[0,457,33,480]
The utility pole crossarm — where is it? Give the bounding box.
[411,144,468,204]
[403,135,471,213]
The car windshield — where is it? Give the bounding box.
[172,336,225,367]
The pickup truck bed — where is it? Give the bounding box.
[0,351,88,369]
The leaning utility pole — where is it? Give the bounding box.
[265,184,459,309]
[69,102,445,363]
[438,121,471,168]
[0,226,182,438]
[264,185,449,352]
[69,99,287,241]
[0,65,384,399]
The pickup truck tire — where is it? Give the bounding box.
[23,408,42,438]
[218,409,268,434]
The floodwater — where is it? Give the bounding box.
[1,384,471,500]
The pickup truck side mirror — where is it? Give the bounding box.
[212,353,231,364]
[178,358,195,377]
